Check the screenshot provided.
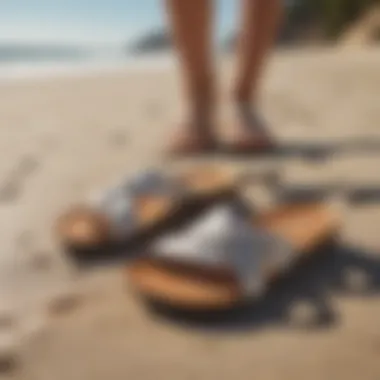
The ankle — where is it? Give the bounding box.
[233,75,262,106]
[187,98,215,132]
[234,87,254,104]
[186,115,214,138]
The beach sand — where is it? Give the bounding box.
[1,47,380,379]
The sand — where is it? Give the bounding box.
[1,47,380,380]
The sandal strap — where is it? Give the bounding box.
[153,204,293,296]
[89,169,181,239]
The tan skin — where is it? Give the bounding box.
[165,0,283,154]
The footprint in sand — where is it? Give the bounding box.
[17,155,40,177]
[0,345,17,374]
[0,155,40,203]
[0,181,20,203]
[16,231,54,272]
[47,285,84,318]
[0,307,18,374]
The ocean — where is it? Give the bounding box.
[0,44,175,81]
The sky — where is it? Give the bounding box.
[0,0,237,46]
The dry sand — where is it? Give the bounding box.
[1,47,380,380]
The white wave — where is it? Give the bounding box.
[0,52,175,82]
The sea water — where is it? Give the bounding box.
[0,45,175,82]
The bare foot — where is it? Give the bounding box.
[228,103,275,153]
[167,122,217,156]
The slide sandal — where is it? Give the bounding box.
[126,202,340,311]
[55,165,253,255]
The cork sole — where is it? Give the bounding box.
[56,166,240,251]
[127,203,340,310]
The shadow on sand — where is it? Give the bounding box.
[276,182,380,205]
[275,137,380,161]
[144,242,380,333]
[217,136,380,161]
